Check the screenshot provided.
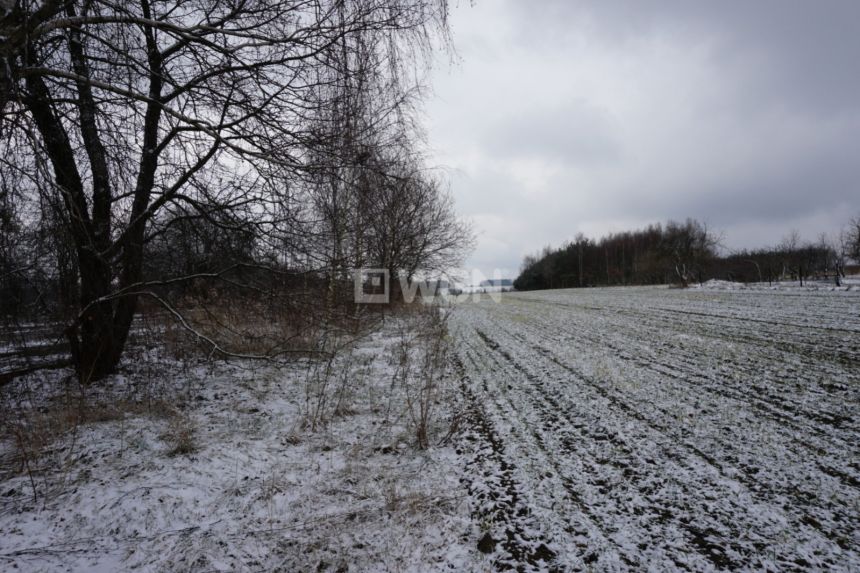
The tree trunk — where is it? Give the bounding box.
[66,251,139,382]
[577,247,583,287]
[68,303,121,383]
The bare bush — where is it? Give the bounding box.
[390,304,456,449]
[300,347,371,432]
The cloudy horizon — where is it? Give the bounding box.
[425,0,860,278]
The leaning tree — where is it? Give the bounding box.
[0,0,450,381]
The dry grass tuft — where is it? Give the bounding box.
[161,412,197,456]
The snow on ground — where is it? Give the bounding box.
[695,276,860,292]
[0,312,481,572]
[3,286,859,572]
[450,286,860,571]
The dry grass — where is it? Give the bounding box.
[3,395,176,461]
[135,289,368,361]
[160,412,197,457]
[0,371,188,502]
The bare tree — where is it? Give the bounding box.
[300,6,470,304]
[375,170,472,291]
[847,216,860,264]
[0,0,451,381]
[662,219,719,286]
[780,230,804,286]
[817,232,843,286]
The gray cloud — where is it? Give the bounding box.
[509,0,860,113]
[426,1,860,277]
[480,100,621,165]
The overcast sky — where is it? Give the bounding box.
[425,0,860,278]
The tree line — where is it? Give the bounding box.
[0,0,471,383]
[514,217,860,291]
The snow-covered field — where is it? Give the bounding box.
[451,285,860,571]
[2,285,859,572]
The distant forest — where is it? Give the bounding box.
[514,218,860,291]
